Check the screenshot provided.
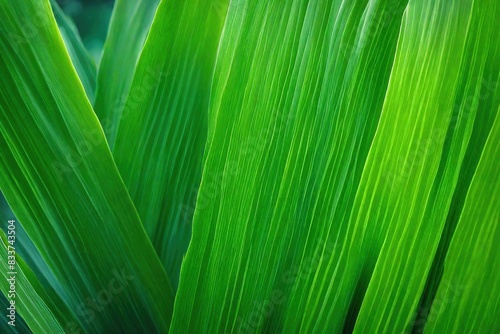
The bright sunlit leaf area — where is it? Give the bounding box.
[0,0,498,333]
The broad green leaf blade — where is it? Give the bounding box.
[50,0,97,104]
[348,0,498,330]
[409,1,499,331]
[0,0,97,224]
[94,0,160,147]
[171,0,499,333]
[170,0,409,332]
[112,0,230,287]
[423,109,500,333]
[0,230,81,333]
[0,1,173,332]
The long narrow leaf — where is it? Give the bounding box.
[1,192,69,310]
[171,0,498,332]
[112,0,230,287]
[94,0,160,146]
[0,230,81,333]
[50,0,97,104]
[0,1,173,332]
[171,0,408,331]
[348,0,498,331]
[423,109,500,333]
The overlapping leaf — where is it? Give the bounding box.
[0,230,80,333]
[94,0,160,146]
[1,192,68,309]
[172,0,499,332]
[424,109,499,333]
[0,1,98,312]
[0,0,497,333]
[172,0,409,331]
[112,0,230,287]
[0,0,173,332]
[50,0,97,104]
[343,0,498,332]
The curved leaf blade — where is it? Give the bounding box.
[0,1,173,332]
[112,0,230,287]
[94,0,160,147]
[0,230,80,333]
[50,0,97,104]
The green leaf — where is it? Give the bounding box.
[94,0,160,147]
[171,0,408,331]
[344,0,498,332]
[171,0,499,332]
[0,0,173,332]
[1,192,69,310]
[1,229,80,333]
[408,1,499,331]
[423,109,500,333]
[50,0,97,104]
[112,0,230,287]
